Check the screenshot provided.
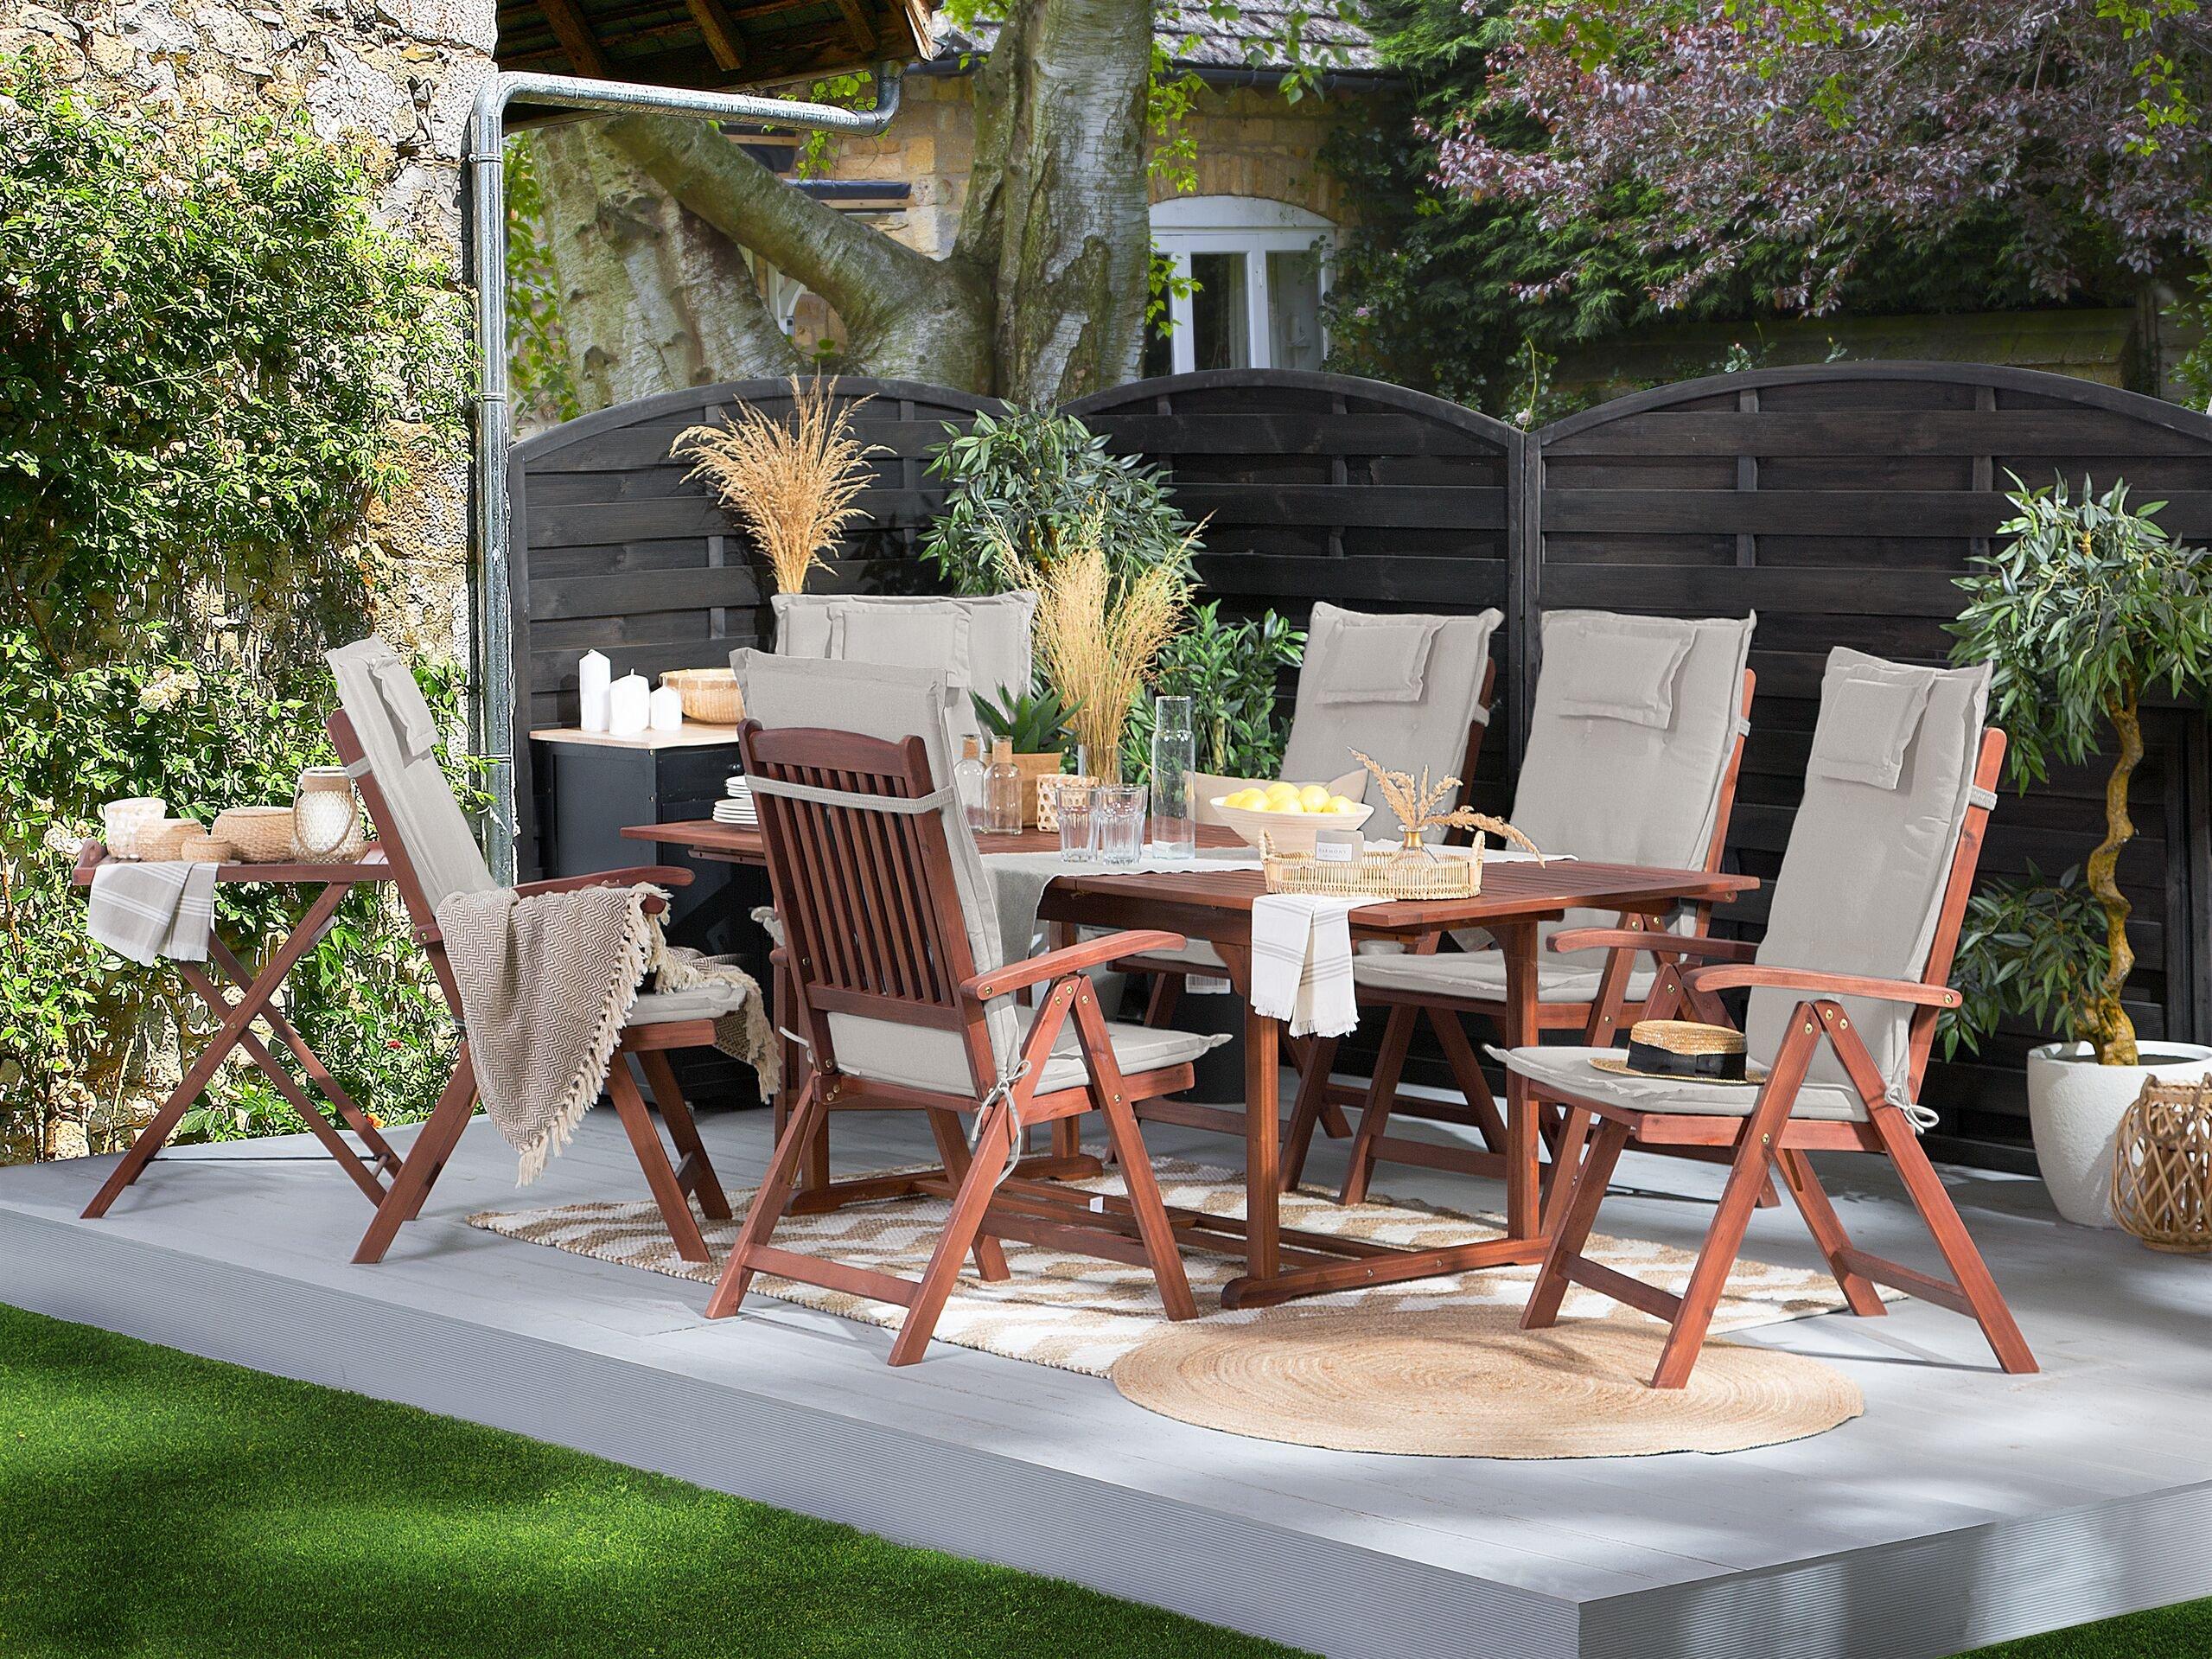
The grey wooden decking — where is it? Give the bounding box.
[3,1093,2209,1659]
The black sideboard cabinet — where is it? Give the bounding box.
[530,726,773,1111]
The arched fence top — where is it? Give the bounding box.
[1066,367,1523,455]
[513,376,1012,465]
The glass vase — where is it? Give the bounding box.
[1149,695,1195,861]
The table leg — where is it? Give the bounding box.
[1048,921,1083,1162]
[1241,1000,1282,1284]
[1499,919,1541,1241]
[83,881,354,1220]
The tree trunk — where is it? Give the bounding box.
[2086,690,2143,1065]
[521,0,1155,410]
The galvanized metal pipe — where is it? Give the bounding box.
[464,65,904,879]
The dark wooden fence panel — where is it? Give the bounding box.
[509,378,1004,871]
[1066,370,1524,812]
[1533,364,2212,1163]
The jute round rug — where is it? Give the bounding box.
[1109,1306,1863,1458]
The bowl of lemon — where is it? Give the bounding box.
[1211,782,1373,854]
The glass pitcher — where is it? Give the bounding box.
[1150,694,1195,861]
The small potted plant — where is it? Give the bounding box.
[971,686,1074,827]
[1948,476,2212,1224]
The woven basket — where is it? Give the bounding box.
[1262,836,1482,900]
[2111,1077,2212,1254]
[212,806,298,862]
[138,819,206,862]
[174,833,236,865]
[662,668,743,725]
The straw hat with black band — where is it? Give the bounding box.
[1590,1020,1769,1085]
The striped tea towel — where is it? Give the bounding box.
[87,860,220,966]
[1248,892,1361,1038]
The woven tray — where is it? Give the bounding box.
[662,668,743,725]
[1261,838,1482,900]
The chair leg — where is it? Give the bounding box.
[1648,1054,1807,1389]
[1341,1005,1418,1205]
[637,1050,730,1221]
[889,1097,1015,1367]
[1540,1102,1593,1235]
[1521,1113,1629,1330]
[707,1078,826,1318]
[354,1044,478,1265]
[1431,1008,1508,1152]
[1870,1107,2038,1375]
[1278,1034,1340,1191]
[924,1107,1011,1281]
[1144,971,1182,1029]
[608,1061,711,1264]
[1775,1148,1884,1317]
[1071,979,1197,1321]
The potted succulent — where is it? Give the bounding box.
[971,685,1074,827]
[1948,476,2212,1224]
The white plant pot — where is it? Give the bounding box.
[2026,1041,2212,1227]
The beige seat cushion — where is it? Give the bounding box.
[833,1003,1226,1096]
[1353,948,1656,1006]
[628,984,750,1025]
[1495,1044,1870,1122]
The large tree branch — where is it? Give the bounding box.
[599,113,991,387]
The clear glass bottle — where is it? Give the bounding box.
[1149,694,1195,860]
[954,736,987,833]
[982,738,1025,836]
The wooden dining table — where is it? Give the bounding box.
[625,816,1755,1309]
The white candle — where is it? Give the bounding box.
[649,684,684,731]
[577,649,611,733]
[608,672,650,737]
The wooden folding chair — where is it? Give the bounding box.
[1119,605,1507,1160]
[324,637,737,1267]
[1297,652,1759,1203]
[707,655,1210,1366]
[1505,651,2036,1388]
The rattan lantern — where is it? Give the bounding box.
[2109,1077,2212,1254]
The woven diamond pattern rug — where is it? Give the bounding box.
[469,1159,1886,1377]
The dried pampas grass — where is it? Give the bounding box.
[673,376,885,595]
[1350,749,1546,857]
[1003,509,1189,776]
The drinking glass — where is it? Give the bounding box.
[1149,695,1195,861]
[1055,781,1097,862]
[1096,784,1145,867]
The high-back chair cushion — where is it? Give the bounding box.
[1501,610,1756,959]
[1744,648,1992,1099]
[1281,603,1504,794]
[770,591,1038,747]
[733,649,1019,1094]
[327,637,496,912]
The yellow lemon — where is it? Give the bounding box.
[1222,788,1265,811]
[1327,795,1362,814]
[1297,784,1332,812]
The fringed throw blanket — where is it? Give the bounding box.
[648,940,781,1096]
[436,884,657,1183]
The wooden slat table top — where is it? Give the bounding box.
[622,819,1756,932]
[72,844,398,889]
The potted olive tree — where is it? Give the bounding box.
[1948,476,2212,1224]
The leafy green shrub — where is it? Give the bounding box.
[1126,603,1305,780]
[0,55,466,660]
[1949,476,2212,1064]
[921,408,1199,596]
[1941,865,2113,1060]
[0,62,469,1162]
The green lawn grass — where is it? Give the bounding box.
[0,1298,2202,1659]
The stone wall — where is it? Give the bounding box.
[3,0,499,660]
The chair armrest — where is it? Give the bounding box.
[1682,963,1960,1007]
[962,929,1186,1002]
[1548,928,1758,961]
[513,864,695,896]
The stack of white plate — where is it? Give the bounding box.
[712,775,756,827]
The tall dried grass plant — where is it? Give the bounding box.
[672,377,885,595]
[999,507,1190,777]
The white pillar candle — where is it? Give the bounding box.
[607,672,650,737]
[649,684,684,731]
[577,649,611,733]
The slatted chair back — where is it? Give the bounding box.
[734,651,1019,1098]
[1745,649,1996,1104]
[1280,603,1505,804]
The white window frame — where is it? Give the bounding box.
[1151,195,1336,375]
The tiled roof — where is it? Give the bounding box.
[931,4,1380,75]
